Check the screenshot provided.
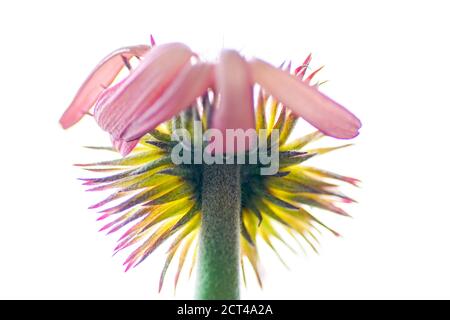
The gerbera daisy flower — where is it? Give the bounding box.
[60,37,361,300]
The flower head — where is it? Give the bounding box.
[63,38,361,291]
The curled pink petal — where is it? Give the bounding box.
[94,43,195,139]
[123,62,214,141]
[211,50,255,153]
[249,58,361,139]
[59,45,150,129]
[93,78,125,117]
[111,136,139,156]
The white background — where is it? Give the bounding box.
[1,0,449,299]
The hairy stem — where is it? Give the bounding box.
[195,164,241,300]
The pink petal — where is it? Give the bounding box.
[111,136,139,156]
[211,50,255,153]
[59,45,150,129]
[91,80,140,155]
[122,62,213,141]
[249,58,361,139]
[94,43,195,140]
[93,79,124,119]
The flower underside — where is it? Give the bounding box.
[77,62,359,291]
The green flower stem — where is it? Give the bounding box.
[195,164,241,300]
